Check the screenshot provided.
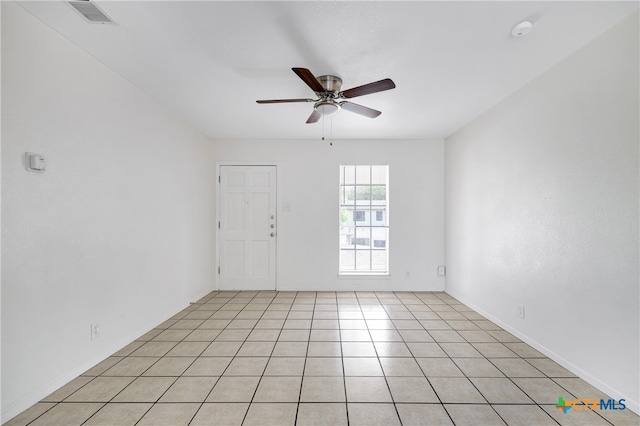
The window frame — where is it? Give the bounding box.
[339,164,389,275]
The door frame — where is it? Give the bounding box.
[215,162,280,291]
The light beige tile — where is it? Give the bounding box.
[201,341,242,356]
[471,378,533,403]
[85,403,153,426]
[492,404,558,426]
[65,377,134,402]
[420,320,452,330]
[490,358,545,377]
[112,377,175,402]
[396,403,454,425]
[347,403,401,426]
[30,403,103,426]
[343,357,383,376]
[183,357,232,376]
[41,376,93,402]
[541,404,611,425]
[387,377,439,402]
[407,342,448,357]
[136,329,163,341]
[473,343,519,358]
[457,330,497,342]
[429,377,486,403]
[169,319,205,330]
[113,342,146,357]
[236,341,276,357]
[164,341,209,357]
[214,329,251,341]
[4,403,55,426]
[429,330,466,343]
[512,378,574,404]
[151,329,192,341]
[264,357,306,376]
[339,320,368,329]
[505,342,545,357]
[397,330,433,342]
[453,358,505,377]
[183,329,222,341]
[525,358,576,377]
[369,329,403,341]
[444,404,506,425]
[81,357,122,377]
[102,357,158,376]
[300,376,346,402]
[190,403,249,426]
[305,357,344,376]
[486,330,521,342]
[253,376,302,402]
[224,357,269,376]
[553,377,612,401]
[130,342,176,357]
[278,329,310,341]
[142,357,195,376]
[340,330,371,341]
[288,310,314,319]
[309,329,340,341]
[392,319,423,329]
[345,377,392,402]
[206,376,260,402]
[416,358,464,377]
[136,403,200,426]
[243,403,297,426]
[375,342,412,357]
[296,403,348,426]
[342,342,376,357]
[585,404,640,426]
[366,320,396,330]
[440,342,483,358]
[158,376,218,402]
[379,357,423,376]
[272,341,308,356]
[308,341,342,356]
[247,329,280,341]
[283,319,312,329]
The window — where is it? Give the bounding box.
[339,165,389,274]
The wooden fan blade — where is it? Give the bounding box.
[256,98,315,104]
[340,101,382,118]
[306,109,321,124]
[293,68,325,93]
[341,78,396,99]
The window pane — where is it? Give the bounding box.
[344,186,356,204]
[371,166,387,184]
[356,165,371,184]
[340,250,355,271]
[371,250,387,271]
[343,165,356,185]
[340,226,354,249]
[372,227,387,247]
[355,227,371,248]
[355,250,371,271]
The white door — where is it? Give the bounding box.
[218,165,277,290]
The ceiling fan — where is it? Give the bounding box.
[257,68,396,124]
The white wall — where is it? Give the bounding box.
[445,12,639,413]
[1,3,215,421]
[214,138,445,292]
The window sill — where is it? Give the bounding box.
[337,273,390,280]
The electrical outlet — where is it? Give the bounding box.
[437,266,446,276]
[91,324,100,340]
[404,271,410,279]
[517,304,525,319]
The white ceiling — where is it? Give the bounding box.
[18,1,638,140]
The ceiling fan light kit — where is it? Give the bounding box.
[257,67,396,124]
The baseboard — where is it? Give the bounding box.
[0,293,205,424]
[445,290,639,415]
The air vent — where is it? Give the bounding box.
[68,1,115,24]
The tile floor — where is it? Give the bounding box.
[6,291,639,425]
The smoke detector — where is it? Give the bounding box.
[511,21,533,37]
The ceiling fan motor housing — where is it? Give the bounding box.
[317,75,343,94]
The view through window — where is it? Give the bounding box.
[339,165,389,274]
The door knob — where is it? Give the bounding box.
[270,224,275,228]
[270,232,275,237]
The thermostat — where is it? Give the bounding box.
[25,152,46,173]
